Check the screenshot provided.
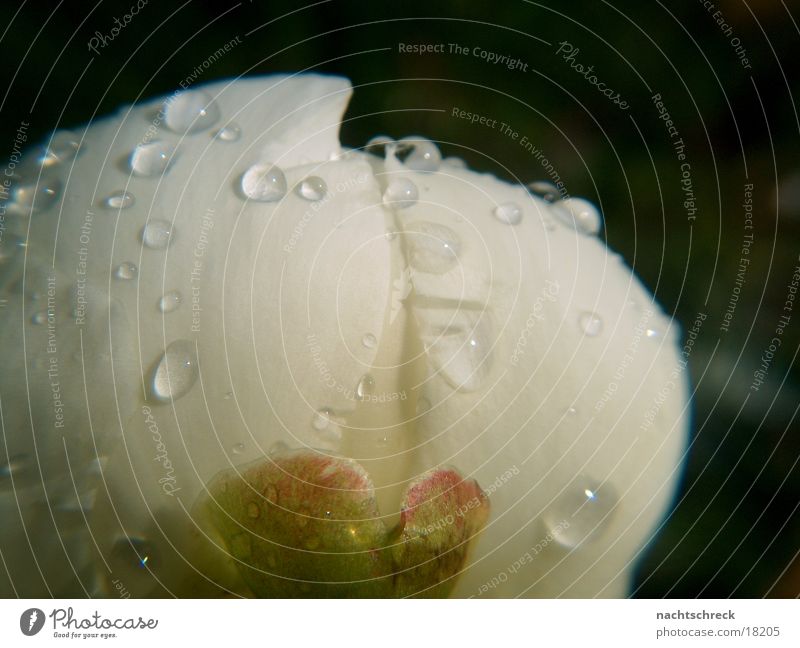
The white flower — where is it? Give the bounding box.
[0,74,688,597]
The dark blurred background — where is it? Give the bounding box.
[1,0,798,597]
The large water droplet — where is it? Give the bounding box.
[424,317,492,392]
[382,178,418,208]
[141,219,174,249]
[493,202,522,225]
[397,136,441,172]
[114,262,137,280]
[406,221,460,274]
[158,290,182,313]
[297,176,327,201]
[578,311,603,337]
[39,131,81,168]
[541,478,618,548]
[164,90,220,134]
[129,141,176,177]
[361,332,377,349]
[553,197,602,235]
[11,178,62,213]
[215,123,241,142]
[104,190,135,210]
[356,374,375,400]
[527,181,559,203]
[240,163,287,202]
[152,339,198,402]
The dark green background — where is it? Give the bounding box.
[2,0,798,597]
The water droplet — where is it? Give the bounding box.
[240,163,287,202]
[424,318,492,393]
[268,441,288,456]
[646,327,660,339]
[297,176,327,201]
[231,443,245,455]
[442,157,467,169]
[312,408,333,431]
[38,131,81,168]
[493,202,522,225]
[163,90,220,134]
[158,290,182,313]
[31,311,47,325]
[528,181,560,202]
[406,221,460,274]
[541,478,618,548]
[397,136,441,172]
[247,502,260,519]
[567,406,578,416]
[365,135,393,154]
[129,141,177,177]
[361,332,377,349]
[11,178,62,213]
[578,311,603,337]
[382,178,418,209]
[553,197,602,235]
[223,391,234,400]
[141,219,174,249]
[104,190,135,209]
[356,374,375,400]
[114,262,137,280]
[152,339,198,403]
[215,123,241,142]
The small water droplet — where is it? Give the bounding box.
[646,327,660,339]
[361,332,377,349]
[141,219,174,249]
[406,221,460,274]
[38,131,81,168]
[567,406,578,416]
[104,190,135,209]
[158,290,182,313]
[223,391,234,400]
[240,163,287,202]
[114,262,137,280]
[541,478,618,548]
[247,502,260,519]
[151,339,198,403]
[493,202,522,225]
[553,197,602,235]
[382,178,418,209]
[129,141,177,177]
[356,374,375,400]
[297,176,327,201]
[11,178,62,213]
[578,311,603,337]
[312,408,333,431]
[215,123,241,142]
[164,90,220,134]
[231,443,245,455]
[31,311,47,325]
[397,136,441,172]
[527,181,560,202]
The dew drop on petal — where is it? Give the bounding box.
[215,123,241,142]
[297,176,327,201]
[231,443,245,455]
[397,136,441,172]
[141,219,174,249]
[114,262,137,280]
[158,290,182,313]
[382,178,418,208]
[356,374,375,400]
[152,339,198,403]
[38,131,81,168]
[527,180,560,203]
[553,197,602,235]
[31,311,46,325]
[129,141,177,177]
[425,319,492,393]
[541,478,618,548]
[104,190,135,210]
[365,134,394,154]
[164,90,220,134]
[493,202,522,225]
[406,221,460,274]
[312,408,333,431]
[240,163,287,202]
[578,311,603,337]
[361,332,377,349]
